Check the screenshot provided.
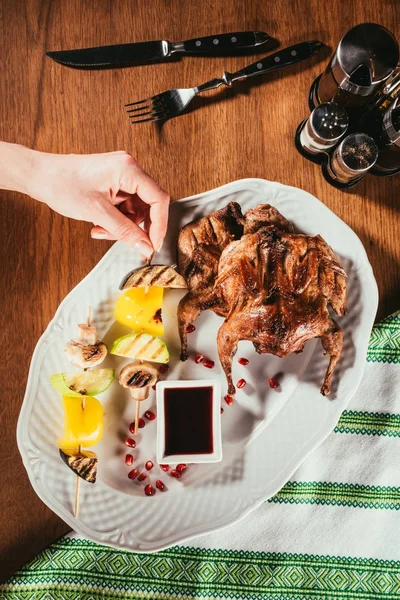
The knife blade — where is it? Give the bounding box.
[46,31,271,68]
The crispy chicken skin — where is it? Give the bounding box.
[178,202,245,358]
[177,203,347,396]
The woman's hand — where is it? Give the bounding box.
[2,144,169,258]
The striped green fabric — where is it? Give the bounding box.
[334,410,400,437]
[367,310,400,364]
[269,481,400,510]
[1,538,400,600]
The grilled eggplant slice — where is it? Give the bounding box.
[120,265,186,290]
[59,449,98,483]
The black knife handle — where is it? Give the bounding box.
[232,41,323,79]
[182,31,269,54]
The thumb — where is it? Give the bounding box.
[93,200,153,258]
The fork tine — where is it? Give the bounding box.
[130,114,167,124]
[128,108,163,119]
[124,92,165,107]
[126,104,153,114]
[125,97,153,107]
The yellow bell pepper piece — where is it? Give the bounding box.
[57,396,103,449]
[114,286,164,337]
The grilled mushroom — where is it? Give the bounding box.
[119,362,159,401]
[64,323,107,369]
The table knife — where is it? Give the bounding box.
[46,31,271,69]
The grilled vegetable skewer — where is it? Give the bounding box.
[62,307,107,517]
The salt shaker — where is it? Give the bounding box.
[325,132,378,187]
[298,102,349,156]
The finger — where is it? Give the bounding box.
[114,191,131,204]
[91,212,144,240]
[148,199,170,253]
[119,195,147,222]
[120,160,170,252]
[93,199,153,257]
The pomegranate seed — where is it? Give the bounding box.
[203,359,215,369]
[170,469,181,478]
[159,364,169,374]
[238,357,249,366]
[224,394,233,406]
[269,377,279,389]
[144,410,156,421]
[220,407,224,414]
[125,454,134,466]
[152,384,156,391]
[237,378,246,389]
[124,437,136,448]
[176,463,187,473]
[144,484,156,496]
[145,461,154,471]
[160,464,169,472]
[129,419,145,433]
[186,324,196,333]
[128,468,138,480]
[137,472,147,482]
[194,353,204,364]
[156,479,166,491]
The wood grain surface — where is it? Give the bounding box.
[0,0,399,582]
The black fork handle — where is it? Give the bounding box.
[232,41,324,80]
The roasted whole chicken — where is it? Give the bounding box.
[177,202,347,396]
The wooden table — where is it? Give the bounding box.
[0,0,399,582]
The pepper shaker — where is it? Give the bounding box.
[324,132,378,187]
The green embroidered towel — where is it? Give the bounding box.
[1,312,400,600]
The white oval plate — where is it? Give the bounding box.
[17,179,378,552]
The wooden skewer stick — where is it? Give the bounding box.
[87,306,92,328]
[74,464,81,517]
[134,399,140,435]
[74,306,91,518]
[132,357,147,434]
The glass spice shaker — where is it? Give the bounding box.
[299,102,349,155]
[368,67,400,115]
[310,23,399,113]
[371,98,400,175]
[325,132,378,186]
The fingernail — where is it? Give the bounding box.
[91,231,108,239]
[135,240,153,258]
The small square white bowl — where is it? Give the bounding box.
[156,379,222,464]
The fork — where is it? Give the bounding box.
[126,41,323,124]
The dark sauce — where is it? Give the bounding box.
[164,386,213,455]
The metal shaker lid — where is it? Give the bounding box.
[331,23,399,96]
[310,103,349,141]
[337,132,378,173]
